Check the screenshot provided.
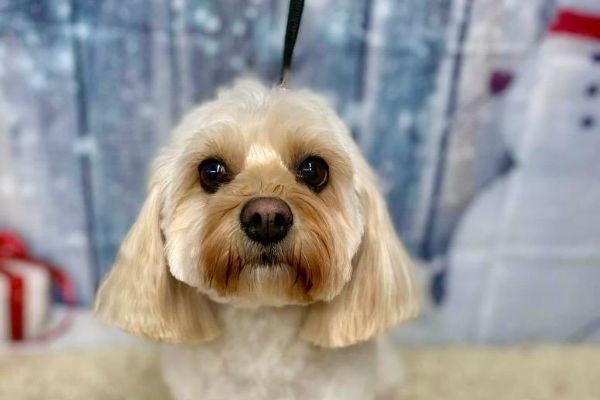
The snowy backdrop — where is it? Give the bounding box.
[1,0,599,343]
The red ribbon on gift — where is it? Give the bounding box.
[0,268,24,340]
[0,231,76,341]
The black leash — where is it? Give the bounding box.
[279,0,305,87]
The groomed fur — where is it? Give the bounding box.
[95,79,418,349]
[94,180,219,343]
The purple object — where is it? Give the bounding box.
[489,70,514,95]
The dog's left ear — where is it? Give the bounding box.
[301,159,419,348]
[94,169,219,343]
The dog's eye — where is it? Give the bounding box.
[297,156,329,192]
[198,159,229,193]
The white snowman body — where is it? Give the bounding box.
[444,18,600,342]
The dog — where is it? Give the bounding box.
[94,79,419,400]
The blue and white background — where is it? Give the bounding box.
[1,0,599,344]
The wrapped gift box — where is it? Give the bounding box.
[0,259,52,340]
[0,231,75,342]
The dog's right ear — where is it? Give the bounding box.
[94,175,219,343]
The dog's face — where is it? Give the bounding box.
[95,80,418,348]
[163,86,361,307]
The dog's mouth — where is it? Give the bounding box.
[260,251,277,266]
[245,246,287,268]
[209,243,315,301]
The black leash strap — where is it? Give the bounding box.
[279,0,305,86]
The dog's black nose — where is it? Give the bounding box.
[240,197,293,245]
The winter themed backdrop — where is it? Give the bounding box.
[0,0,599,343]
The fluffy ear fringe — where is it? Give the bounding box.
[300,163,419,348]
[94,185,219,343]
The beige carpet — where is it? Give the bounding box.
[1,346,598,399]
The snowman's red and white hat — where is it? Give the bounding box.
[549,8,600,41]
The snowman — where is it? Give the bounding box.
[442,2,600,343]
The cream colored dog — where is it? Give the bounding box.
[95,79,418,400]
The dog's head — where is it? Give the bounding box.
[94,80,418,348]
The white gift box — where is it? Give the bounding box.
[0,259,52,341]
[0,231,76,342]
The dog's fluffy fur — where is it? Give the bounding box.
[95,79,418,400]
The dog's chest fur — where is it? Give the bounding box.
[160,305,379,400]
